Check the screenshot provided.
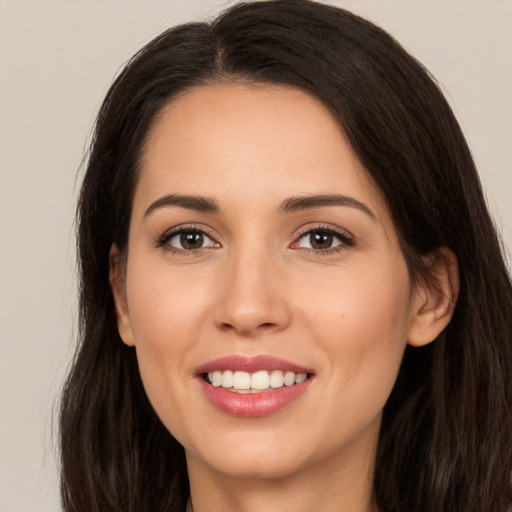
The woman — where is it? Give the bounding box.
[59,1,512,511]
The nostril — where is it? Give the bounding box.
[219,321,277,332]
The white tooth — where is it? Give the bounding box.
[221,370,234,388]
[295,373,307,384]
[233,371,251,390]
[284,371,296,386]
[251,371,270,390]
[211,371,222,387]
[270,370,284,388]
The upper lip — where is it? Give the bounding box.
[195,355,314,376]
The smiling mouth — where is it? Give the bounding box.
[205,370,312,393]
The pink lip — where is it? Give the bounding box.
[195,355,314,417]
[198,378,313,417]
[195,355,313,375]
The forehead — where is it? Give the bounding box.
[136,83,386,219]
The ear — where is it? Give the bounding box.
[109,244,135,346]
[407,247,459,347]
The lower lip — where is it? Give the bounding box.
[198,378,313,417]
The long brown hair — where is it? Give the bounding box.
[60,1,512,511]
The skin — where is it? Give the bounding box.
[110,84,458,512]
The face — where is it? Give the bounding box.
[112,84,425,481]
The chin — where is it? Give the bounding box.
[184,427,316,480]
[190,449,311,481]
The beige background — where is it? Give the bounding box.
[0,1,510,511]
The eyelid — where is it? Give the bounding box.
[291,224,356,251]
[154,222,354,255]
[155,223,221,253]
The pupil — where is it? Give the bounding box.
[181,231,203,249]
[311,231,332,249]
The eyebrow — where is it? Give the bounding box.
[144,194,220,218]
[278,194,376,221]
[143,192,376,221]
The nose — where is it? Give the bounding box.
[213,247,291,337]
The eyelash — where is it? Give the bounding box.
[155,224,218,256]
[155,224,355,256]
[294,226,356,256]
[293,225,355,255]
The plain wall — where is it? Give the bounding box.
[0,1,510,511]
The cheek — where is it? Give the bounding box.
[123,260,211,424]
[300,257,412,418]
[126,258,210,347]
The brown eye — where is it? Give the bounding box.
[167,229,216,251]
[296,228,350,251]
[310,231,334,249]
[180,231,204,250]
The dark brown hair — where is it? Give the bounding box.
[60,1,512,511]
